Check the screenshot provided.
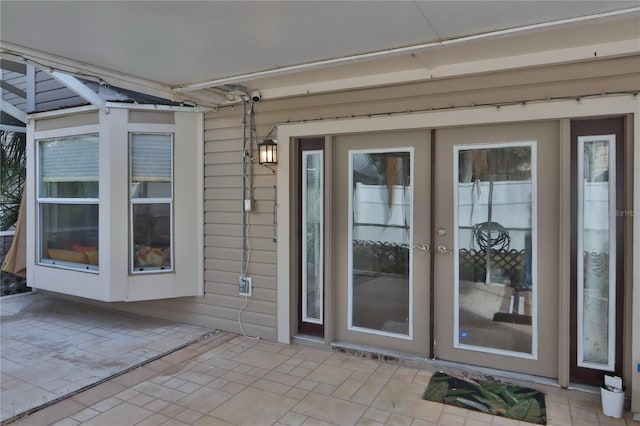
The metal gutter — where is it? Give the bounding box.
[105,102,212,112]
[28,105,99,119]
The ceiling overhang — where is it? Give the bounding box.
[1,1,639,108]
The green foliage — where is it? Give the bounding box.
[0,131,26,231]
[423,372,547,424]
[422,376,450,400]
[506,398,543,421]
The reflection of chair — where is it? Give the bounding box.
[472,221,532,325]
[473,221,511,284]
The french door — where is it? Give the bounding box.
[432,121,560,378]
[301,119,624,380]
[332,130,432,356]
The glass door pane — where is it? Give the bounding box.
[577,135,616,371]
[349,149,412,338]
[455,143,536,356]
[302,150,323,324]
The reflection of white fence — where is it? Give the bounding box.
[353,183,410,245]
[353,180,610,252]
[458,181,532,251]
[583,181,611,253]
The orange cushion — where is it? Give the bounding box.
[85,250,99,265]
[72,244,98,253]
[48,248,88,263]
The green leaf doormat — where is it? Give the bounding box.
[423,372,547,425]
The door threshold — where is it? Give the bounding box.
[567,382,604,395]
[331,341,427,363]
[293,334,325,346]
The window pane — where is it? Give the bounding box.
[302,151,323,323]
[132,203,171,271]
[457,145,534,354]
[39,134,99,198]
[130,134,172,198]
[351,151,411,335]
[41,203,99,267]
[579,136,615,370]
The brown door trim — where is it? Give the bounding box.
[569,117,625,385]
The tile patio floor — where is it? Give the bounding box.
[1,292,212,423]
[6,329,637,426]
[6,332,637,426]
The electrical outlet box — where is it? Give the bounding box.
[239,276,252,296]
[244,199,253,212]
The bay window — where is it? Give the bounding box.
[38,134,99,271]
[29,109,202,301]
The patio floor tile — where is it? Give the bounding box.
[208,387,298,425]
[3,293,635,426]
[0,293,213,424]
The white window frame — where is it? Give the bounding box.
[129,132,174,274]
[576,134,616,371]
[452,141,539,360]
[347,147,414,340]
[301,150,324,324]
[36,132,100,273]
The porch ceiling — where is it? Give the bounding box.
[1,1,639,107]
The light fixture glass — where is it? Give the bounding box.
[258,139,277,165]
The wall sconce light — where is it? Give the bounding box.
[258,139,277,165]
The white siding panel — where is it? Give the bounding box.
[35,70,86,111]
[2,69,27,111]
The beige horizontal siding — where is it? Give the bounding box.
[204,280,277,301]
[201,99,281,338]
[206,223,275,239]
[205,247,276,264]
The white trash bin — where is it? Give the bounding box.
[601,387,624,418]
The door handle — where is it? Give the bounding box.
[437,245,453,254]
[414,243,430,252]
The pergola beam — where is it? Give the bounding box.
[1,99,27,123]
[45,70,108,112]
[0,124,26,133]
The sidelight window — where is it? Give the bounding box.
[302,150,324,324]
[577,135,616,371]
